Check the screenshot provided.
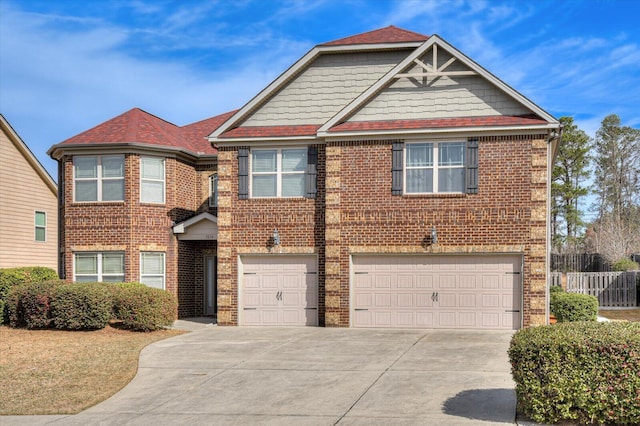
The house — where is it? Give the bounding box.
[49,26,560,328]
[0,114,58,271]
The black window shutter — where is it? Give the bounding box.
[391,142,404,195]
[238,148,249,199]
[466,138,479,194]
[305,145,318,198]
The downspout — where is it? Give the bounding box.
[546,125,562,324]
[57,158,64,279]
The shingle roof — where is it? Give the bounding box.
[55,108,236,156]
[328,115,549,133]
[182,110,238,154]
[219,125,321,139]
[321,25,429,46]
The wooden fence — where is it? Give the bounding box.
[549,272,563,288]
[551,253,610,272]
[566,271,638,308]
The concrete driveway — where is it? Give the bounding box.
[7,325,516,425]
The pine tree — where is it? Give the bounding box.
[551,117,590,253]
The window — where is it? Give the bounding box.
[74,155,124,202]
[140,252,165,289]
[141,157,165,203]
[251,148,307,197]
[35,211,46,242]
[209,174,218,207]
[405,142,466,193]
[74,252,125,282]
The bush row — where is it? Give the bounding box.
[0,266,59,324]
[5,280,177,331]
[549,285,598,323]
[509,321,640,425]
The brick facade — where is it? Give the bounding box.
[59,153,217,317]
[217,135,549,327]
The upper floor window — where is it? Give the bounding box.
[405,142,466,193]
[140,252,165,289]
[140,157,165,203]
[209,174,218,207]
[35,211,46,242]
[74,252,124,282]
[251,148,307,197]
[74,155,124,202]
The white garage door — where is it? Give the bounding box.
[241,255,318,326]
[352,255,521,330]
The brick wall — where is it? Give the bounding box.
[219,135,548,327]
[59,153,215,317]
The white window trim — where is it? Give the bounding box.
[34,211,46,242]
[73,252,125,282]
[73,155,125,202]
[404,141,466,194]
[209,174,218,207]
[140,156,166,204]
[250,147,306,198]
[140,252,165,290]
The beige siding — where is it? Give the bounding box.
[0,125,58,271]
[244,50,410,126]
[349,48,532,121]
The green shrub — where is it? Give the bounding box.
[51,283,112,330]
[509,322,640,425]
[114,285,177,331]
[0,266,58,301]
[549,285,564,294]
[0,299,5,325]
[549,285,565,316]
[552,292,598,322]
[612,258,640,271]
[6,280,63,329]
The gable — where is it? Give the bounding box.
[0,115,57,196]
[348,46,533,122]
[242,50,411,127]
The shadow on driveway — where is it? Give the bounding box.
[443,388,516,423]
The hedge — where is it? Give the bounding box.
[114,284,178,331]
[0,266,58,324]
[51,282,112,330]
[6,280,177,332]
[6,280,63,329]
[509,322,640,425]
[552,292,598,322]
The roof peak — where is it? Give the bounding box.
[321,25,429,46]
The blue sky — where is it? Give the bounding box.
[1,0,639,187]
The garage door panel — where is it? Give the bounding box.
[397,275,414,289]
[375,276,391,289]
[375,293,391,307]
[352,255,521,330]
[415,293,434,308]
[439,275,457,289]
[459,293,476,308]
[241,255,318,326]
[415,275,434,288]
[375,311,392,327]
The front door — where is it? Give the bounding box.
[204,255,217,316]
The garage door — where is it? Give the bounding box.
[241,255,318,326]
[352,255,521,330]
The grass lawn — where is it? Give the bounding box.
[0,325,184,415]
[598,308,640,322]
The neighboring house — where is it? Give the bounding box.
[0,114,58,271]
[49,26,560,328]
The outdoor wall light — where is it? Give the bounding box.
[272,229,281,246]
[431,226,437,245]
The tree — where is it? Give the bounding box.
[590,114,640,263]
[551,117,590,253]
